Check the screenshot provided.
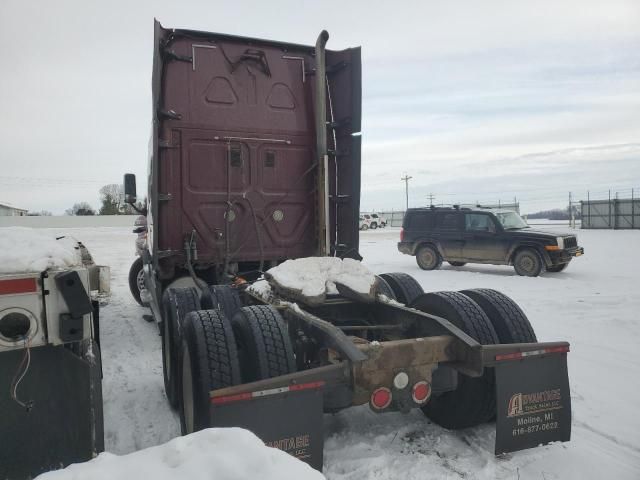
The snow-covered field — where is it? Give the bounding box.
[25,225,640,479]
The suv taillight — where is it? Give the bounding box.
[400,228,404,241]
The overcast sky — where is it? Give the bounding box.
[1,0,638,214]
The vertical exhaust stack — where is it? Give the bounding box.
[315,30,330,257]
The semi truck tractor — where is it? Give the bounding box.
[123,20,571,470]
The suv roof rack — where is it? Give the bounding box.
[408,204,512,213]
[408,205,473,212]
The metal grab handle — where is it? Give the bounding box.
[230,49,271,76]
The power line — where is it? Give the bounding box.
[427,193,435,206]
[0,175,117,186]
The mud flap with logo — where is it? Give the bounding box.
[210,381,325,470]
[495,352,571,454]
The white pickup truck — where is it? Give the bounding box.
[360,213,387,230]
[0,228,109,479]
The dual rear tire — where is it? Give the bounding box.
[231,306,297,383]
[410,286,537,429]
[411,292,498,429]
[161,287,200,409]
[378,272,424,305]
[180,309,242,434]
[164,286,296,435]
[166,277,536,434]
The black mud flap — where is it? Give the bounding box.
[0,345,103,479]
[210,381,325,470]
[495,352,571,454]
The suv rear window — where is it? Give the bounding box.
[436,212,460,231]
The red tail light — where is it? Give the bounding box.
[412,381,431,404]
[370,387,392,410]
[400,228,405,241]
[0,278,37,295]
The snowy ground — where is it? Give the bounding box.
[30,225,640,479]
[39,428,322,480]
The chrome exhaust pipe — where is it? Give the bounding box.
[314,30,330,256]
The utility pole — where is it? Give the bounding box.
[427,193,435,207]
[569,191,574,228]
[401,174,412,211]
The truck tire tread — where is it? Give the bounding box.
[374,275,397,300]
[460,289,537,343]
[379,272,424,305]
[410,291,498,429]
[161,286,200,408]
[232,305,296,381]
[203,285,244,321]
[180,309,241,433]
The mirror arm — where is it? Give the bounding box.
[124,197,147,216]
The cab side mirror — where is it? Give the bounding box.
[124,174,137,204]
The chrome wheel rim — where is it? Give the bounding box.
[136,268,145,293]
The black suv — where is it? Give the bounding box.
[398,207,584,276]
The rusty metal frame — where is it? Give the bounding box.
[350,336,454,405]
[218,289,572,414]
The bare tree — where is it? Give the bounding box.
[66,202,95,216]
[99,183,124,215]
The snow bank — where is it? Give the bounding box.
[38,428,324,480]
[266,257,375,298]
[0,227,82,274]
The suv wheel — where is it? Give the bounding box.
[361,224,368,231]
[370,222,377,229]
[513,248,543,277]
[416,245,442,271]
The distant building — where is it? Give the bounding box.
[0,202,28,216]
